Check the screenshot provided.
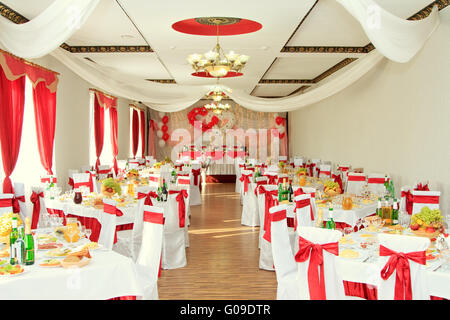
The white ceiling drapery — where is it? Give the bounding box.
[0,0,100,59]
[0,0,441,112]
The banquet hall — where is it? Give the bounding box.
[0,0,449,303]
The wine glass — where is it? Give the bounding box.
[65,225,78,248]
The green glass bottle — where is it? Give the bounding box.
[15,225,25,265]
[24,217,35,265]
[9,216,18,265]
[278,183,283,203]
[326,207,336,230]
[376,198,382,218]
[392,199,399,226]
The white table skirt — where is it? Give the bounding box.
[0,231,143,299]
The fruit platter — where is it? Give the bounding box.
[126,169,139,180]
[410,206,444,238]
[0,212,23,245]
[0,260,25,276]
[323,180,341,196]
[101,178,122,198]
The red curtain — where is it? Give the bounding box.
[0,67,25,193]
[32,81,56,175]
[109,106,118,175]
[148,119,156,158]
[94,95,105,171]
[139,109,145,158]
[131,108,139,158]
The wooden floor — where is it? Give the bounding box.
[158,182,277,300]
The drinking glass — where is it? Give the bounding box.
[85,228,92,241]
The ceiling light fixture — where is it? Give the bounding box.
[204,102,231,114]
[187,18,249,78]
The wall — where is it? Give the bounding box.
[31,54,132,190]
[288,9,450,214]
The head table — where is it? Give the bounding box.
[0,228,143,300]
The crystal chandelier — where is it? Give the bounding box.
[204,102,230,114]
[187,20,249,78]
[206,84,232,102]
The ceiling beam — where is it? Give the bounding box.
[60,44,153,53]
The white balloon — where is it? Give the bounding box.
[156,130,163,138]
[158,139,166,147]
[158,112,165,118]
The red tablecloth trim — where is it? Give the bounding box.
[108,296,137,300]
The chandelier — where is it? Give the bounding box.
[187,19,249,78]
[206,85,232,102]
[204,102,230,114]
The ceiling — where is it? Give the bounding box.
[0,0,441,98]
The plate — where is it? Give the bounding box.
[0,263,26,276]
[45,248,72,258]
[339,249,368,261]
[39,259,62,268]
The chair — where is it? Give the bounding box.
[0,193,14,214]
[294,193,315,228]
[135,205,164,300]
[346,173,366,196]
[367,173,389,196]
[30,186,46,229]
[128,158,139,169]
[293,157,304,168]
[72,172,94,193]
[256,184,278,270]
[67,169,79,190]
[296,227,345,300]
[411,190,440,215]
[319,164,331,178]
[114,186,157,260]
[311,158,321,177]
[279,155,288,164]
[377,233,430,300]
[190,164,202,206]
[269,204,299,299]
[40,175,57,188]
[80,165,92,173]
[163,186,188,269]
[148,173,160,187]
[13,182,27,221]
[240,170,259,227]
[235,159,245,193]
[97,165,111,180]
[263,171,278,185]
[137,157,146,166]
[98,198,123,250]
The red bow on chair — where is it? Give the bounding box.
[168,189,188,228]
[85,171,95,192]
[295,236,339,300]
[258,186,279,243]
[265,175,277,185]
[137,191,158,205]
[379,245,426,300]
[332,174,343,193]
[68,177,74,189]
[12,195,25,214]
[104,203,124,217]
[192,168,201,186]
[295,198,315,222]
[308,163,315,177]
[401,190,413,215]
[30,191,44,229]
[240,174,252,194]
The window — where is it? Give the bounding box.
[89,92,113,167]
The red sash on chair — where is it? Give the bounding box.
[264,175,277,185]
[258,186,278,243]
[12,195,24,214]
[348,175,366,182]
[192,168,201,186]
[379,245,426,300]
[320,170,331,176]
[143,209,165,277]
[30,191,44,229]
[254,180,268,195]
[401,190,413,215]
[295,236,339,300]
[68,177,74,189]
[148,175,159,183]
[41,177,57,184]
[0,198,12,209]
[168,189,188,228]
[97,168,111,175]
[368,177,388,184]
[104,203,124,244]
[137,191,158,205]
[239,174,252,194]
[294,198,315,231]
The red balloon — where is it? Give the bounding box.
[162,115,169,124]
[279,132,285,139]
[163,132,170,141]
[161,124,168,132]
[275,116,283,125]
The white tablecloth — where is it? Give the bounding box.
[0,231,143,299]
[206,163,235,175]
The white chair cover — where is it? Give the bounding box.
[80,165,91,173]
[0,193,13,214]
[240,170,259,227]
[296,227,345,300]
[399,185,411,213]
[377,234,430,300]
[67,169,79,190]
[279,155,288,163]
[163,185,188,269]
[13,182,27,221]
[97,164,111,180]
[72,172,94,193]
[367,173,389,196]
[411,190,440,215]
[319,164,331,178]
[269,204,299,299]
[293,158,304,167]
[189,164,202,206]
[235,159,245,193]
[311,159,321,177]
[135,205,164,300]
[346,172,366,196]
[294,194,315,228]
[148,173,160,187]
[256,184,278,271]
[97,198,120,250]
[30,186,47,228]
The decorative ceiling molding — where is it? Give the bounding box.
[146,79,176,84]
[281,46,368,54]
[61,44,153,53]
[282,0,319,48]
[259,79,314,84]
[288,85,311,96]
[0,2,27,24]
[409,0,449,20]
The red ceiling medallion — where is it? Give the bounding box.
[191,71,243,78]
[172,17,262,36]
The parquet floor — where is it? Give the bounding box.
[158,182,277,300]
